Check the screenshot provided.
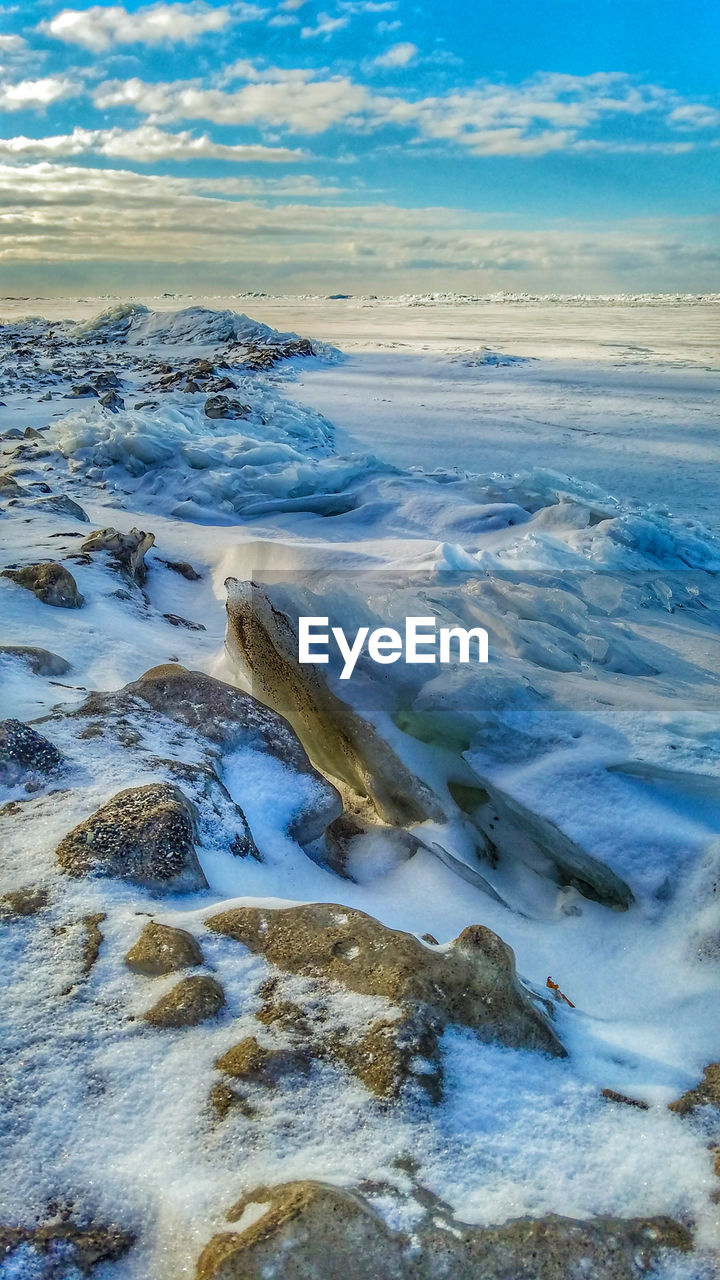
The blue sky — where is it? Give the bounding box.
[0,0,718,293]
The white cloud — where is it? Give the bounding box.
[0,31,35,72]
[668,103,720,130]
[0,77,81,111]
[89,69,720,156]
[38,3,238,51]
[372,42,417,69]
[0,34,27,53]
[339,0,398,11]
[197,173,342,195]
[219,60,315,84]
[300,11,349,38]
[575,139,695,155]
[94,74,372,133]
[0,159,716,294]
[0,124,307,163]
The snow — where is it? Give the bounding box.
[0,295,719,1277]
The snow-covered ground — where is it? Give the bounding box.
[0,296,719,1279]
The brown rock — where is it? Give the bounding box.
[0,645,71,676]
[224,580,442,827]
[163,612,205,631]
[81,527,155,584]
[324,813,419,880]
[144,975,225,1028]
[125,921,204,976]
[0,1221,134,1274]
[254,993,313,1039]
[195,1180,692,1280]
[33,494,89,522]
[0,885,50,918]
[205,395,250,420]
[209,1081,250,1121]
[56,782,208,893]
[72,665,342,846]
[254,977,439,1100]
[0,719,64,785]
[0,471,28,496]
[82,912,105,975]
[328,1016,441,1101]
[215,1035,310,1086]
[206,903,565,1065]
[669,1063,720,1115]
[1,561,83,607]
[159,558,202,581]
[601,1089,649,1111]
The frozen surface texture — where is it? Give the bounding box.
[0,296,718,1280]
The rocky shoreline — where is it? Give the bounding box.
[1,305,719,1279]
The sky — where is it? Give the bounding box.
[0,0,719,295]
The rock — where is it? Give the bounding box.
[80,527,155,584]
[0,885,49,917]
[163,612,206,630]
[209,1080,258,1120]
[448,778,634,911]
[146,757,260,862]
[32,494,89,522]
[125,921,204,975]
[158,558,202,581]
[69,382,99,397]
[0,645,71,676]
[0,1221,134,1275]
[196,1183,396,1280]
[601,1089,649,1110]
[0,719,63,785]
[81,912,105,975]
[99,390,124,411]
[215,1035,310,1086]
[206,903,565,1068]
[8,443,52,462]
[324,813,420,880]
[23,426,43,439]
[195,1180,692,1280]
[225,583,631,910]
[328,1015,441,1101]
[669,1063,720,1115]
[91,370,121,391]
[72,665,342,847]
[56,782,208,893]
[224,580,442,827]
[0,471,28,496]
[254,974,439,1100]
[205,395,251,420]
[1,561,84,607]
[254,985,313,1039]
[0,428,23,440]
[144,974,225,1028]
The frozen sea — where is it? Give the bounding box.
[0,293,719,1279]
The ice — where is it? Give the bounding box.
[1,297,719,1277]
[16,301,338,359]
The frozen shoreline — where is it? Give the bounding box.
[0,300,719,1279]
